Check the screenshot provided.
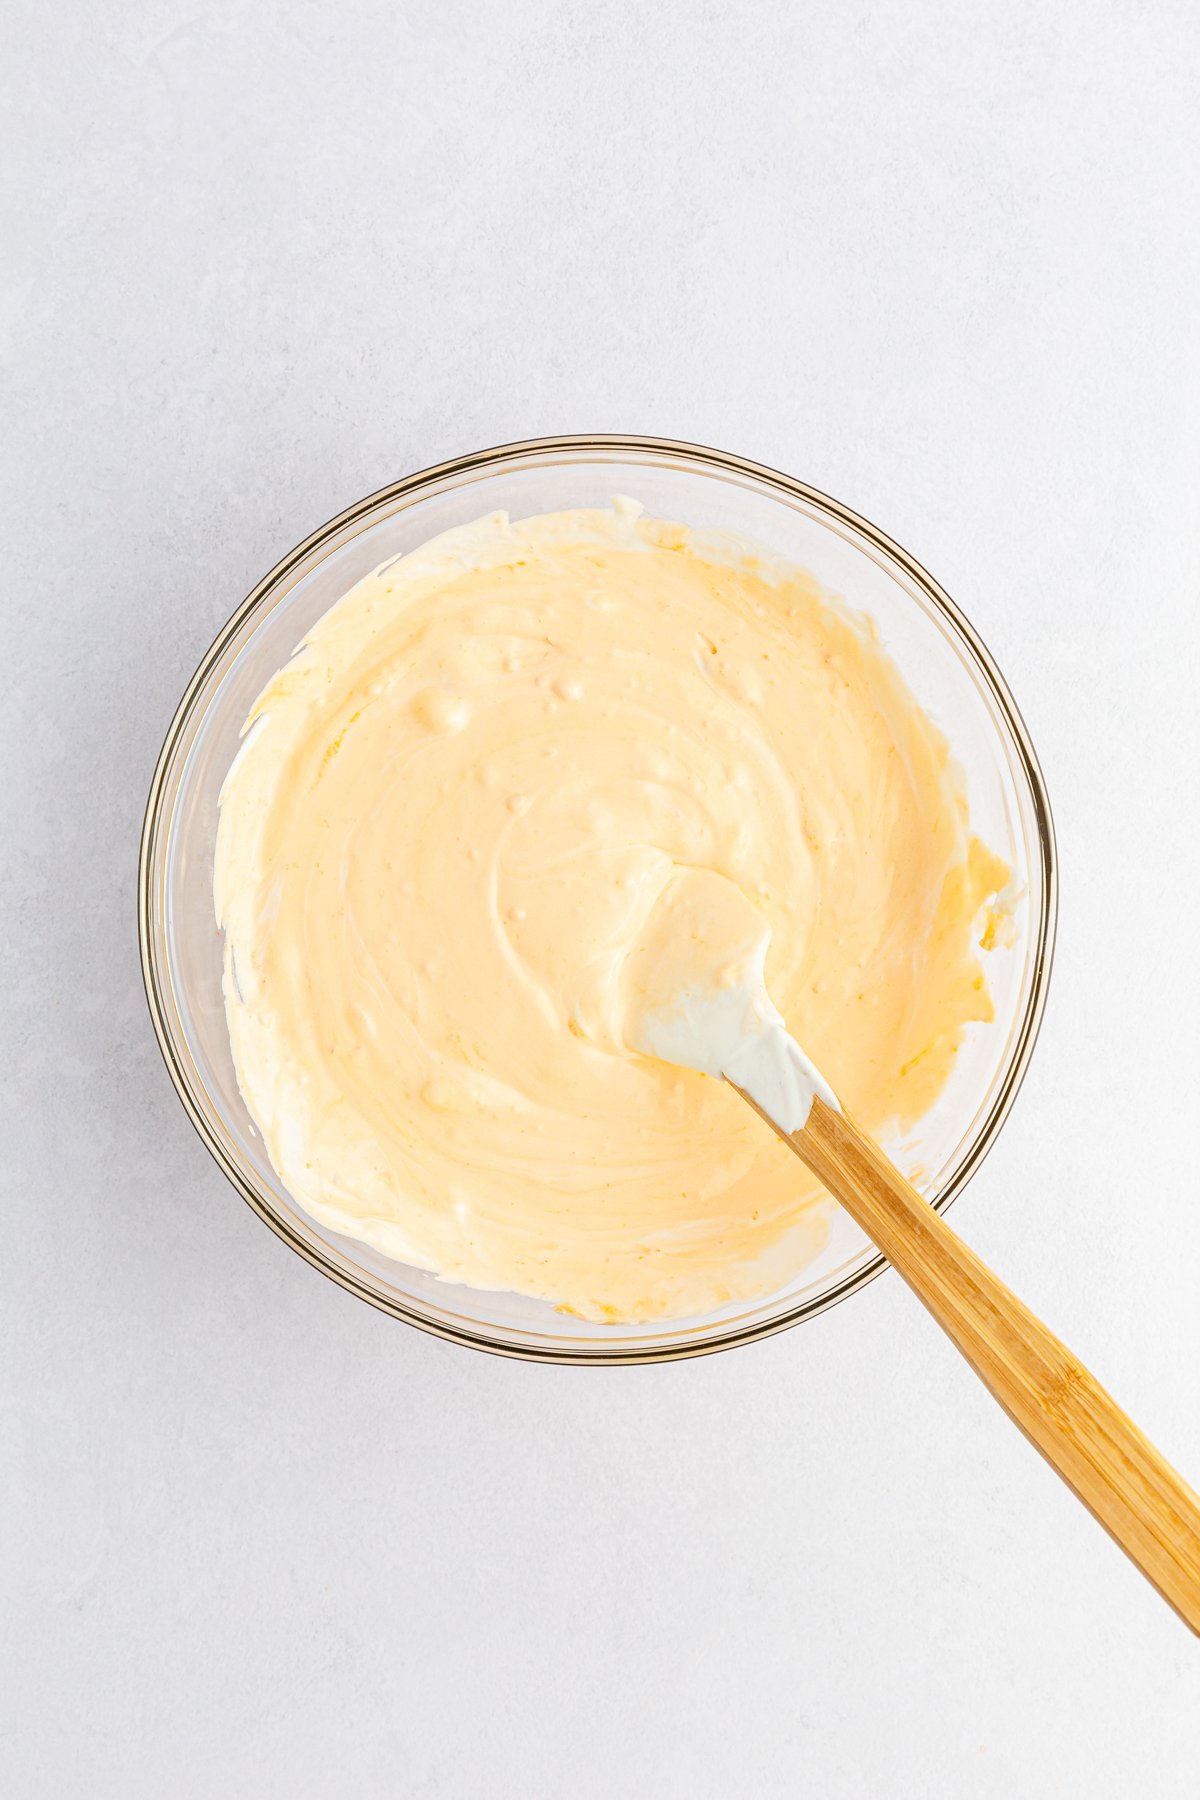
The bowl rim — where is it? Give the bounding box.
[138,431,1058,1364]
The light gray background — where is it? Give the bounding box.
[3,2,1199,1794]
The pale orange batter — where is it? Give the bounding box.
[215,502,1006,1321]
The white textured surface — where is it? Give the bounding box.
[3,1,1199,1793]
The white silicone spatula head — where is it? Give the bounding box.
[621,867,837,1131]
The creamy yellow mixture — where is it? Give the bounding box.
[216,503,1006,1322]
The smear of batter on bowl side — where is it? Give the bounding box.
[215,501,1008,1322]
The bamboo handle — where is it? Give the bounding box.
[739,1088,1200,1632]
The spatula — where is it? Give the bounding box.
[625,869,1200,1631]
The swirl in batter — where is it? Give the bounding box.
[215,502,1007,1321]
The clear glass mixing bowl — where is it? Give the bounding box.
[139,435,1056,1363]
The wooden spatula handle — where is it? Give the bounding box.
[758,1091,1200,1631]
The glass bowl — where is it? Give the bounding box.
[139,434,1056,1363]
